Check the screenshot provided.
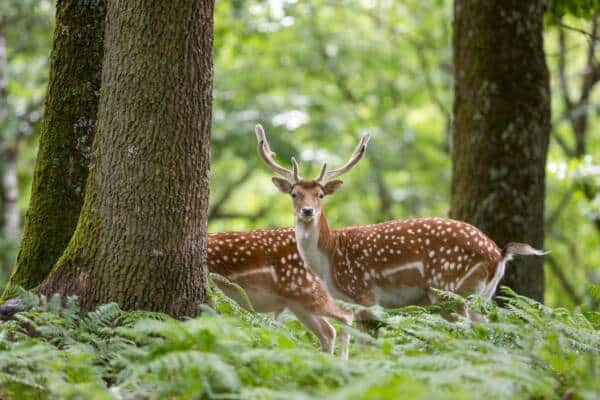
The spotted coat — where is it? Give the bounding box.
[325,217,503,307]
[207,228,331,313]
[207,228,353,357]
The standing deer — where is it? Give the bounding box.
[254,124,547,323]
[207,230,354,359]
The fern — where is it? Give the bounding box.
[0,289,598,399]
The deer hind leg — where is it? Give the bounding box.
[454,262,490,322]
[291,308,337,354]
[426,262,490,322]
[298,297,355,359]
[429,292,485,322]
[316,299,354,360]
[356,309,380,338]
[290,287,354,358]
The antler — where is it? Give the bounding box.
[316,132,370,182]
[255,124,300,182]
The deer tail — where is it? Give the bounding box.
[481,243,548,300]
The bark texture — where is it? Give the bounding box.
[450,0,550,301]
[37,0,214,316]
[3,0,106,297]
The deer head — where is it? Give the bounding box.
[255,124,370,223]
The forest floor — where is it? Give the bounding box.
[0,284,599,400]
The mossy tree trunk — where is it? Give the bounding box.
[37,0,214,316]
[3,0,106,297]
[450,0,550,302]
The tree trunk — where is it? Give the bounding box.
[450,0,550,302]
[37,0,214,317]
[3,0,106,297]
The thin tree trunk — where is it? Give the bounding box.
[2,148,19,243]
[3,0,106,297]
[37,0,214,316]
[450,0,550,302]
[0,33,9,238]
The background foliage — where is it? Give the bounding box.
[0,0,599,307]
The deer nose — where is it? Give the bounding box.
[301,207,314,217]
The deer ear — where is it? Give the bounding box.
[272,177,293,193]
[323,180,343,195]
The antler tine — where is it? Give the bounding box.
[315,163,327,182]
[291,157,301,181]
[320,132,370,182]
[255,124,298,182]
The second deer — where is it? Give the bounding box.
[207,230,353,358]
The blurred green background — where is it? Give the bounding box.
[0,0,598,307]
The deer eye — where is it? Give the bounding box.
[319,193,324,199]
[291,193,297,198]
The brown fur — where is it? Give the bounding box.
[207,229,352,356]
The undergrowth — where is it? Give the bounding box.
[0,284,598,400]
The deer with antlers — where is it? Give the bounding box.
[207,230,354,358]
[254,124,547,323]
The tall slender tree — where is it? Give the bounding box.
[37,0,214,316]
[450,0,550,301]
[3,0,106,298]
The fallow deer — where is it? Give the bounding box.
[254,124,548,323]
[207,230,354,358]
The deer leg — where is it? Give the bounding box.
[352,308,382,348]
[291,288,354,358]
[469,310,487,322]
[291,309,337,354]
[317,300,354,360]
[356,309,380,338]
[338,323,353,360]
[457,303,470,318]
[454,264,490,322]
[427,291,440,305]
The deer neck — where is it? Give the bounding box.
[294,212,337,280]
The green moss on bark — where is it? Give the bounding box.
[2,0,106,299]
[37,0,213,317]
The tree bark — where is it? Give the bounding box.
[37,0,214,317]
[450,0,550,302]
[3,0,106,297]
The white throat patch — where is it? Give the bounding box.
[294,218,331,285]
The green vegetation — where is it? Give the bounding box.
[1,283,598,399]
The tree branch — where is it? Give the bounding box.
[550,129,575,158]
[545,187,573,233]
[208,169,253,221]
[546,255,582,305]
[210,202,274,223]
[553,16,599,40]
[558,26,574,110]
[410,39,452,153]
